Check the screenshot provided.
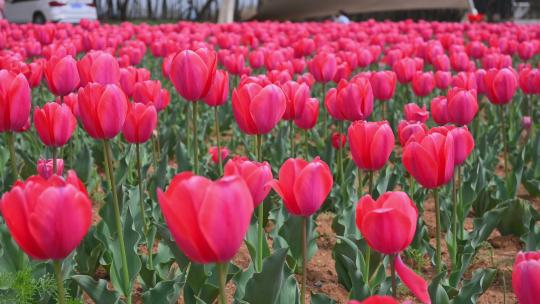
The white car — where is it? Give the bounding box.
[4,0,97,23]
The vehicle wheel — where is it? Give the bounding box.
[33,12,46,24]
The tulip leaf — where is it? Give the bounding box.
[243,248,288,304]
[142,274,185,304]
[451,269,496,304]
[72,275,122,304]
[428,272,450,304]
[245,219,271,267]
[276,274,299,304]
[277,215,317,270]
[0,223,28,273]
[74,226,103,276]
[497,198,533,237]
[311,293,336,304]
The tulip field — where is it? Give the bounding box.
[1,18,540,304]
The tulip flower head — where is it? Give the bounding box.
[356,192,418,254]
[77,83,129,140]
[209,146,230,164]
[157,172,253,264]
[169,48,217,101]
[513,250,540,304]
[348,120,395,171]
[404,103,429,123]
[271,157,333,216]
[0,70,31,133]
[232,82,286,135]
[224,156,272,207]
[0,171,92,260]
[37,158,64,179]
[33,102,77,147]
[402,131,455,189]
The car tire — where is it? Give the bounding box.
[33,12,46,24]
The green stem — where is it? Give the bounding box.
[214,106,223,175]
[192,102,199,175]
[136,144,152,269]
[7,132,17,180]
[102,140,132,303]
[322,83,327,140]
[217,262,229,304]
[304,130,309,158]
[186,103,191,155]
[368,171,374,195]
[289,120,295,157]
[408,174,414,196]
[52,147,57,175]
[301,216,307,304]
[458,166,464,240]
[338,121,344,190]
[390,254,397,298]
[499,106,508,177]
[256,134,264,272]
[452,168,458,267]
[357,169,363,198]
[434,188,442,273]
[382,102,387,121]
[364,247,371,284]
[53,260,65,304]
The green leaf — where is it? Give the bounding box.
[311,292,336,304]
[142,275,185,304]
[428,272,450,304]
[497,199,533,237]
[74,226,103,276]
[278,215,317,270]
[0,223,28,273]
[452,269,496,304]
[243,248,288,304]
[72,275,122,304]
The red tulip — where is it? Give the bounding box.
[37,158,64,179]
[447,88,478,125]
[44,55,80,97]
[412,71,435,97]
[0,70,31,133]
[370,71,397,101]
[348,120,394,171]
[248,50,264,69]
[518,42,536,61]
[281,81,310,120]
[522,116,532,131]
[77,83,128,140]
[33,102,77,147]
[404,103,429,123]
[78,51,120,86]
[393,57,417,84]
[448,126,474,166]
[331,132,346,149]
[398,120,428,146]
[208,146,229,164]
[395,255,431,304]
[450,52,470,72]
[308,52,337,83]
[484,68,518,105]
[452,72,477,90]
[294,97,319,130]
[333,62,351,83]
[271,157,333,216]
[133,80,171,112]
[430,96,451,125]
[402,132,455,189]
[224,156,272,207]
[435,71,452,90]
[432,54,450,71]
[27,61,44,88]
[232,82,286,135]
[519,68,540,95]
[475,69,487,95]
[119,67,137,97]
[122,103,158,144]
[325,78,374,121]
[0,171,92,260]
[170,49,217,101]
[356,192,418,254]
[513,251,540,304]
[157,172,253,263]
[203,70,229,107]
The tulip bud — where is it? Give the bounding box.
[37,158,64,179]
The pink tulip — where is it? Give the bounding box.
[348,120,395,171]
[271,157,333,216]
[404,103,429,123]
[224,156,272,207]
[513,251,540,304]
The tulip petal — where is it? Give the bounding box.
[361,208,412,254]
[395,255,431,304]
[249,84,286,134]
[293,159,333,216]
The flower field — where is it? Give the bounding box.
[0,18,539,304]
